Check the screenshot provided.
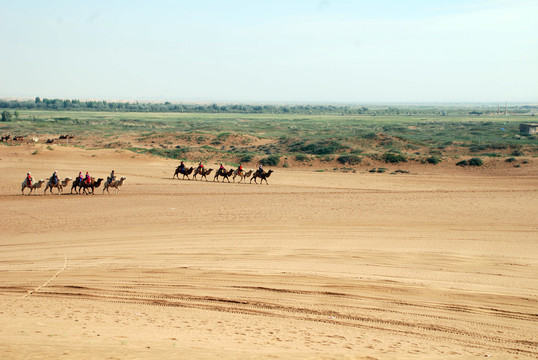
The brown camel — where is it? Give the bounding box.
[250,169,273,185]
[233,169,253,183]
[103,176,126,194]
[193,168,213,181]
[44,177,72,195]
[213,168,234,183]
[173,166,194,180]
[71,177,83,194]
[21,178,45,195]
[80,178,104,195]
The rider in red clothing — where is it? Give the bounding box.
[84,171,91,184]
[26,172,32,186]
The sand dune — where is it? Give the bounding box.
[0,144,537,359]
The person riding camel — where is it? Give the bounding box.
[197,162,204,171]
[219,163,225,173]
[108,170,116,184]
[178,161,185,174]
[84,171,91,185]
[26,172,33,186]
[78,171,84,185]
[258,164,263,176]
[51,171,59,185]
[238,163,243,175]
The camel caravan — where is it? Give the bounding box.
[21,170,126,195]
[19,162,272,196]
[173,162,274,185]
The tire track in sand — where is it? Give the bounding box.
[22,255,68,298]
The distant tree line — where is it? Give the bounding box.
[0,98,370,115]
[0,98,535,116]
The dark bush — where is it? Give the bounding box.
[291,140,347,155]
[426,156,441,164]
[295,154,308,162]
[511,150,524,156]
[363,132,378,139]
[239,153,253,162]
[468,157,483,166]
[337,155,361,165]
[505,157,516,163]
[456,160,468,166]
[260,155,280,166]
[382,152,407,163]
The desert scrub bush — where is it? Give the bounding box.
[505,157,516,163]
[425,156,441,164]
[337,155,361,165]
[146,148,189,159]
[318,155,334,162]
[238,153,253,162]
[382,152,407,163]
[511,149,524,156]
[290,140,347,155]
[32,150,38,155]
[260,155,280,166]
[468,157,483,166]
[457,158,483,167]
[294,154,309,162]
[362,132,378,139]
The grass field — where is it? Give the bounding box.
[1,109,537,166]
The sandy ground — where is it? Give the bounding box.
[0,144,537,359]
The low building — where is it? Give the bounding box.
[519,123,538,134]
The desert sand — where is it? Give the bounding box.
[0,143,537,359]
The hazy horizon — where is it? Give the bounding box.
[1,0,537,103]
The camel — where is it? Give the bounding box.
[250,170,273,185]
[193,168,213,181]
[173,166,194,180]
[80,178,104,195]
[213,168,234,183]
[21,178,45,195]
[233,169,253,183]
[103,176,126,194]
[44,177,72,195]
[71,177,83,194]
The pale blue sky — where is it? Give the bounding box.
[1,0,536,103]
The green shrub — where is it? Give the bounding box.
[295,154,308,162]
[511,150,524,156]
[239,153,253,162]
[382,152,407,163]
[505,157,516,163]
[260,155,280,166]
[337,155,361,165]
[319,155,334,162]
[468,157,483,166]
[457,158,483,167]
[291,140,347,155]
[363,132,377,139]
[425,156,441,164]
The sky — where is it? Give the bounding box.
[1,0,537,103]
